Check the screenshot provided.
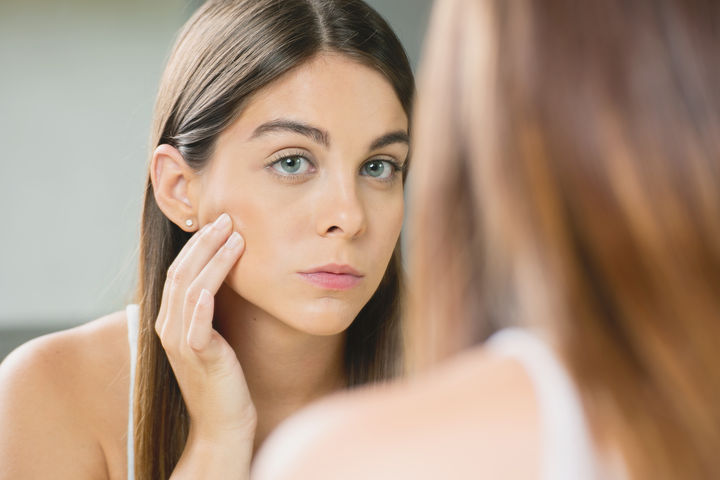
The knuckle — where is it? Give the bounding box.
[155,325,167,343]
[160,332,177,354]
[166,263,178,280]
[169,280,184,298]
[221,241,238,256]
[186,340,203,354]
[157,330,170,350]
[178,340,195,360]
[185,286,202,308]
[170,266,187,285]
[169,256,191,283]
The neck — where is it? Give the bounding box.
[213,284,347,448]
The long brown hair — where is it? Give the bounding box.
[133,1,413,477]
[407,0,720,478]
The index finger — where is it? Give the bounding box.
[156,221,211,334]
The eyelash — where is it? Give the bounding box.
[362,159,404,183]
[264,153,405,184]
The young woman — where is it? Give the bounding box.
[0,1,413,478]
[254,0,720,479]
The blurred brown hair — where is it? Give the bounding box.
[407,0,720,478]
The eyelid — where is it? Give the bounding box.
[373,152,407,168]
[263,149,317,184]
[361,158,404,183]
[370,156,404,170]
[265,150,316,171]
[266,148,314,164]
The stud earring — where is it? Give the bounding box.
[185,219,194,228]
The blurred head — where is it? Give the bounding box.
[409,0,720,478]
[134,1,413,477]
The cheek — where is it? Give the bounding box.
[358,193,404,293]
[389,198,405,240]
[371,194,404,255]
[222,192,308,306]
[222,208,286,319]
[226,197,294,275]
[202,171,303,263]
[199,179,275,277]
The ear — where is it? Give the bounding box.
[151,144,201,232]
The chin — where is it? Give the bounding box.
[284,299,364,336]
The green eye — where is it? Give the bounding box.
[272,156,311,175]
[362,160,395,179]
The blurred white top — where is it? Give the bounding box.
[487,328,625,480]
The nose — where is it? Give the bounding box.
[315,175,367,240]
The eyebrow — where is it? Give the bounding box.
[250,119,330,147]
[249,118,409,152]
[369,131,409,151]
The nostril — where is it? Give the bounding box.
[327,225,341,233]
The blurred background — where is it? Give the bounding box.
[0,0,433,359]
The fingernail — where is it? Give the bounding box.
[215,213,231,228]
[198,288,212,305]
[226,231,243,249]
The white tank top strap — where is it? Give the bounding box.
[126,304,140,480]
[486,327,599,480]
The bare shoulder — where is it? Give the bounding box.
[253,347,540,480]
[0,310,131,479]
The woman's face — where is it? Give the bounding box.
[197,53,408,336]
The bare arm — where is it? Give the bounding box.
[0,214,255,480]
[0,334,109,479]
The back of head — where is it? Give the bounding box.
[408,0,720,478]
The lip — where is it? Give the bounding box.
[302,263,363,276]
[299,264,364,290]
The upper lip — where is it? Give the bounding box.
[301,263,364,276]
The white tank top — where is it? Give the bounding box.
[487,328,626,480]
[126,304,140,480]
[126,307,622,480]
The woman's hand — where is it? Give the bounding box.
[155,213,255,478]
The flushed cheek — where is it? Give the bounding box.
[225,244,278,308]
[223,224,292,319]
[221,197,308,306]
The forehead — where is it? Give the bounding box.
[227,53,408,142]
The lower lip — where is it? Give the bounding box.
[298,272,362,290]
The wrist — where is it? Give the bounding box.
[172,427,255,480]
[187,420,257,452]
[186,403,258,442]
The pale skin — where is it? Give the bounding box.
[0,53,408,479]
[252,346,543,480]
